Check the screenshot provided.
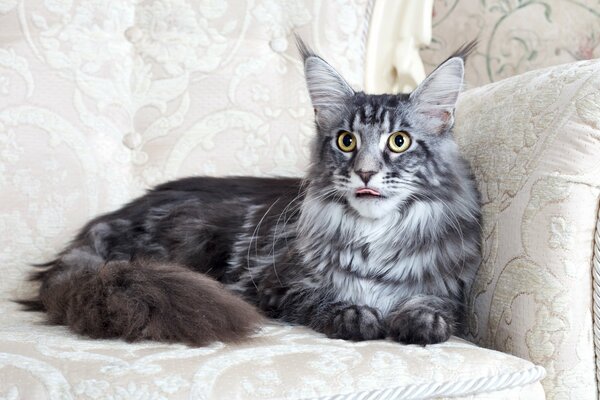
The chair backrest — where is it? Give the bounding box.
[0,1,377,298]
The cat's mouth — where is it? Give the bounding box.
[355,188,383,199]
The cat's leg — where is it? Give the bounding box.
[385,294,459,345]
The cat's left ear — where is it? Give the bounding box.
[296,36,354,126]
[409,57,464,134]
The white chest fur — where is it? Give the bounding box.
[297,199,445,315]
[329,271,404,315]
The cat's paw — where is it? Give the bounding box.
[323,304,385,341]
[385,295,457,345]
[386,306,453,345]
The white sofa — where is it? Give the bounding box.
[1,1,598,399]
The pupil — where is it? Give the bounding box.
[395,135,404,147]
[343,135,353,147]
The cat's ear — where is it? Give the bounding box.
[409,56,464,134]
[409,41,476,134]
[296,36,354,126]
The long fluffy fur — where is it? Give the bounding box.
[20,39,481,347]
[23,254,263,345]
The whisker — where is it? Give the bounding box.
[246,198,280,291]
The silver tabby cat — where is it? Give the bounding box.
[22,38,481,346]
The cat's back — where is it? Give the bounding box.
[87,176,304,229]
[153,176,302,199]
[69,176,304,265]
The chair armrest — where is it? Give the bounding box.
[454,59,600,399]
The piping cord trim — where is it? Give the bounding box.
[311,365,546,400]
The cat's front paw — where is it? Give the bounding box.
[323,303,385,341]
[386,306,453,345]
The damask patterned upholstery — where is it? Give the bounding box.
[1,0,598,399]
[455,59,600,400]
[0,310,546,399]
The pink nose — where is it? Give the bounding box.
[356,170,377,184]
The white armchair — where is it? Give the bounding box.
[1,1,598,399]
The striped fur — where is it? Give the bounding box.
[20,39,480,346]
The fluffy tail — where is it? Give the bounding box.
[20,248,263,346]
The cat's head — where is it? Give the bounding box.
[298,38,475,219]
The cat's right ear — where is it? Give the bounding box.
[295,35,354,126]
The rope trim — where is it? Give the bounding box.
[313,365,546,400]
[593,201,600,396]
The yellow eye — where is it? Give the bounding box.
[337,131,357,152]
[388,131,411,153]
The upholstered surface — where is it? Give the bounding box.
[454,59,600,399]
[0,300,545,400]
[422,0,600,87]
[4,1,598,399]
[0,0,371,299]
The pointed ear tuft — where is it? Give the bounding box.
[295,35,354,126]
[294,33,315,63]
[447,39,477,63]
[409,56,465,134]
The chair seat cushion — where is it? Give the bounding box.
[0,302,544,400]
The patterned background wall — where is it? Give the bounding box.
[421,0,600,87]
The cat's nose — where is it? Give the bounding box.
[356,170,377,185]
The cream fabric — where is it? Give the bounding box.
[454,59,600,399]
[421,0,600,87]
[0,0,372,298]
[0,301,545,400]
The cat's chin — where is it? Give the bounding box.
[347,195,398,220]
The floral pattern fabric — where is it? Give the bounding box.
[454,58,600,400]
[0,0,371,299]
[422,0,600,87]
[0,303,545,399]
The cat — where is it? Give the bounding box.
[20,38,481,347]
